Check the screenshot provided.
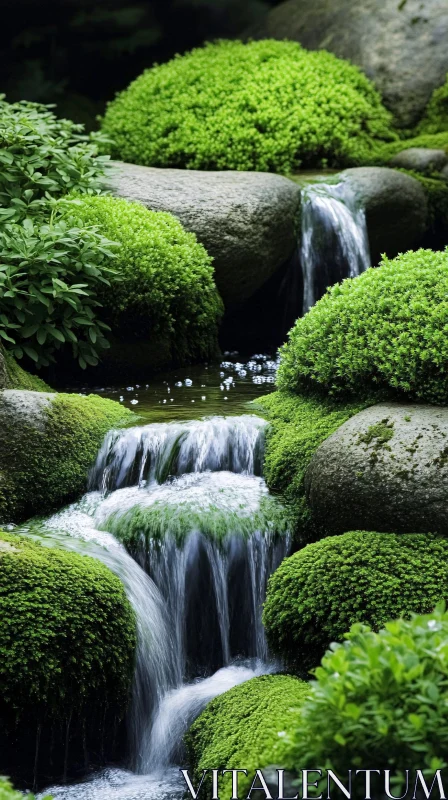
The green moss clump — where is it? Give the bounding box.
[185,675,310,798]
[368,131,448,164]
[0,392,135,522]
[0,777,44,800]
[0,531,135,722]
[418,74,448,135]
[2,348,50,392]
[101,39,394,173]
[277,248,448,404]
[69,195,223,364]
[263,531,448,673]
[257,392,368,535]
[288,605,448,778]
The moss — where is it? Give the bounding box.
[392,170,448,235]
[277,248,448,404]
[367,131,448,164]
[1,347,50,392]
[0,392,135,523]
[417,74,448,135]
[263,531,448,673]
[257,391,370,537]
[185,674,310,798]
[0,778,43,800]
[69,195,223,366]
[101,39,395,173]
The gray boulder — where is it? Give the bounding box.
[108,161,301,306]
[340,167,428,263]
[305,403,448,537]
[389,148,448,174]
[247,0,448,127]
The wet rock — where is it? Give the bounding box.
[389,148,448,174]
[441,164,448,182]
[340,167,428,263]
[109,161,301,306]
[246,0,448,127]
[305,403,448,536]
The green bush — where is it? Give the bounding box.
[185,675,310,798]
[0,392,134,522]
[257,392,368,535]
[288,605,448,783]
[101,39,395,173]
[0,530,135,730]
[418,74,448,135]
[277,249,448,404]
[263,531,448,673]
[70,195,223,363]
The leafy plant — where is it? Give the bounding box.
[277,248,448,404]
[263,531,448,673]
[288,605,448,784]
[0,203,118,368]
[101,39,395,173]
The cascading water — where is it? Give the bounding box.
[32,414,290,800]
[301,180,371,313]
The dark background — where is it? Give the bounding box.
[1,0,280,129]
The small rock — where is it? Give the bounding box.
[389,148,448,174]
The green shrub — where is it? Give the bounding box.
[257,392,368,535]
[0,777,45,800]
[288,605,448,784]
[0,392,135,522]
[185,674,310,798]
[277,249,448,404]
[263,531,448,673]
[70,195,223,363]
[418,74,448,135]
[101,39,395,173]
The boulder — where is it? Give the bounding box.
[340,167,428,263]
[389,148,448,174]
[108,161,301,306]
[305,403,448,537]
[247,0,448,128]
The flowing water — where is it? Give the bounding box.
[30,408,290,800]
[300,181,370,313]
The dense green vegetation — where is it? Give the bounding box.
[0,777,42,800]
[288,606,448,782]
[0,531,135,723]
[277,249,448,404]
[185,675,310,798]
[263,531,448,672]
[418,74,448,135]
[70,195,223,364]
[1,346,50,391]
[101,39,395,173]
[0,393,134,522]
[257,391,369,534]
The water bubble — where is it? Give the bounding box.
[126,386,134,392]
[185,379,193,387]
[220,372,225,378]
[175,381,182,387]
[201,396,206,401]
[119,396,124,402]
[130,399,139,405]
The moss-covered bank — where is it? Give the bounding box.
[0,391,134,523]
[0,347,50,392]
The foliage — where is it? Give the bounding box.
[185,674,310,798]
[257,392,368,535]
[0,392,135,522]
[277,249,448,404]
[0,531,135,723]
[101,39,395,173]
[70,195,223,363]
[367,131,448,164]
[288,605,448,785]
[0,777,45,800]
[263,531,448,673]
[418,74,448,135]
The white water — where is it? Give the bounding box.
[34,415,289,800]
[301,181,370,313]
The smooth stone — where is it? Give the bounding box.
[389,148,448,174]
[108,161,301,306]
[305,403,448,536]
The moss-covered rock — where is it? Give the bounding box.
[101,39,394,173]
[0,390,134,523]
[257,391,369,537]
[277,248,448,404]
[185,674,310,798]
[418,73,448,135]
[0,347,50,392]
[263,531,448,673]
[0,531,135,785]
[68,194,223,370]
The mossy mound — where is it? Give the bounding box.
[418,74,448,135]
[289,606,448,777]
[263,531,448,673]
[185,674,310,798]
[0,531,135,784]
[277,248,448,404]
[69,195,223,366]
[101,39,394,173]
[257,392,368,536]
[0,391,134,523]
[0,346,50,392]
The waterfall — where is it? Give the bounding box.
[33,414,290,799]
[301,181,370,314]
